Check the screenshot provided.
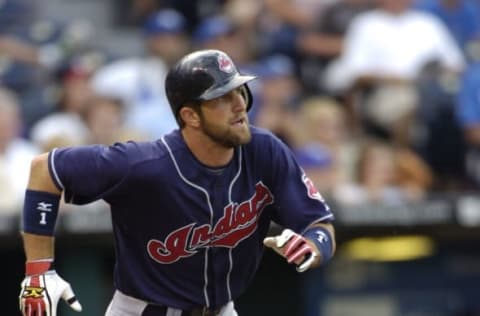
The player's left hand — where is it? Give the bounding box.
[19,259,82,316]
[263,229,320,272]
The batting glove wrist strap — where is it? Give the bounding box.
[303,227,333,265]
[26,258,55,275]
[22,190,60,236]
[20,259,82,316]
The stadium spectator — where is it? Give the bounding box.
[456,61,480,187]
[224,0,262,33]
[332,139,432,206]
[258,0,336,62]
[0,87,39,214]
[322,0,465,151]
[414,59,468,190]
[91,9,189,139]
[81,95,145,145]
[129,0,227,32]
[414,0,480,58]
[0,36,43,67]
[250,54,301,146]
[296,0,374,93]
[192,15,253,66]
[361,82,419,146]
[323,0,465,92]
[0,16,99,132]
[292,96,360,196]
[29,56,98,151]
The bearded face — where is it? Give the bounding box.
[198,103,251,148]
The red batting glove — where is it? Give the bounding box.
[19,259,82,316]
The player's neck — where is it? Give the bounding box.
[181,129,234,167]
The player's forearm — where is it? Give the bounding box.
[22,233,55,260]
[301,222,336,268]
[307,222,336,254]
[22,153,61,261]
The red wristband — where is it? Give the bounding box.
[25,259,54,276]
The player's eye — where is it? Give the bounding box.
[219,90,237,102]
[229,87,245,100]
[237,86,247,100]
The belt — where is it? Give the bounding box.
[186,306,222,316]
[142,304,223,316]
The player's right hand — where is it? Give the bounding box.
[263,229,319,273]
[19,259,82,316]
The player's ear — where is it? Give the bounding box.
[179,106,201,128]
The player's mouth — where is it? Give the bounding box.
[231,117,246,126]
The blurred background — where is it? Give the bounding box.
[2,0,480,315]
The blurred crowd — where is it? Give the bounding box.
[1,0,480,214]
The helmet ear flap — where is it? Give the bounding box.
[239,84,253,111]
[239,85,248,103]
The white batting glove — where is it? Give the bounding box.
[263,229,319,272]
[19,259,82,316]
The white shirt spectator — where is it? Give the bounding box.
[0,139,40,214]
[91,56,178,139]
[324,8,465,91]
[30,113,89,150]
[0,87,41,214]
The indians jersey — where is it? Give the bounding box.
[48,126,334,309]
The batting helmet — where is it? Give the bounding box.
[165,49,256,120]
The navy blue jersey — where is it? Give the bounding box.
[48,126,334,309]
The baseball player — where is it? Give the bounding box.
[19,49,336,316]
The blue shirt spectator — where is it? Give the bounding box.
[192,15,235,45]
[415,0,480,53]
[456,61,480,185]
[457,62,480,136]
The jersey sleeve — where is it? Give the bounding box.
[267,136,335,233]
[48,143,131,204]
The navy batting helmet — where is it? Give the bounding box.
[165,49,256,120]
